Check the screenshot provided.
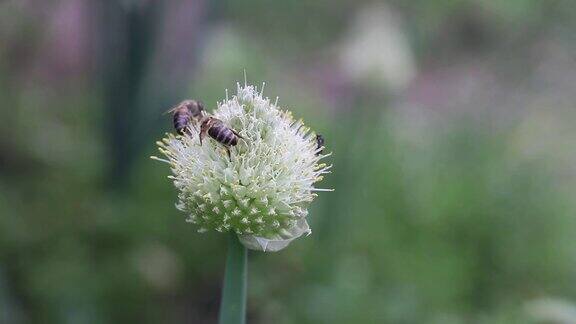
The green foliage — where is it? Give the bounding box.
[2,1,576,323]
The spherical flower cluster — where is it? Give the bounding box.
[152,83,331,252]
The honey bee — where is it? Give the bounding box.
[315,134,325,156]
[166,100,205,135]
[199,117,243,160]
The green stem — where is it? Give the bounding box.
[218,233,247,324]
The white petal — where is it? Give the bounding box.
[238,219,311,252]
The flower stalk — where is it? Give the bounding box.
[218,233,247,324]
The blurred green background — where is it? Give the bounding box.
[2,1,576,323]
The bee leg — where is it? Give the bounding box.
[226,147,232,161]
[199,130,205,145]
[184,126,194,136]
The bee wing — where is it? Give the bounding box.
[163,106,178,115]
[163,100,190,115]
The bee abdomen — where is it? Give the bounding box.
[173,114,191,134]
[208,126,238,146]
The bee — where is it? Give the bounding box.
[166,99,205,135]
[315,134,325,156]
[199,116,243,160]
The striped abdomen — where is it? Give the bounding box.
[173,110,192,135]
[208,123,238,146]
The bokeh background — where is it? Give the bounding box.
[2,0,576,323]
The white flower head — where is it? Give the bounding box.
[152,83,331,252]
